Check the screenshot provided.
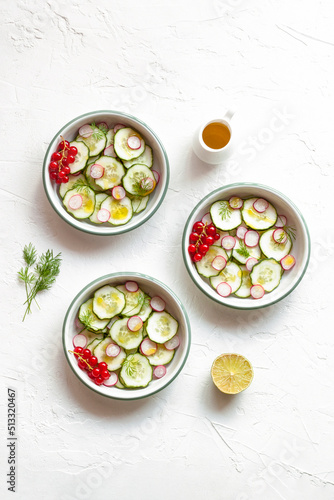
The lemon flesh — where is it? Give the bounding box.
[211,353,253,394]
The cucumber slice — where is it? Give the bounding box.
[131,195,150,214]
[120,353,153,388]
[116,285,145,316]
[93,156,125,190]
[62,185,95,219]
[232,237,261,264]
[195,245,228,278]
[242,198,277,230]
[122,164,156,196]
[210,261,242,293]
[114,128,145,161]
[87,336,104,351]
[69,141,89,173]
[234,266,252,298]
[92,285,126,320]
[59,173,86,198]
[77,125,106,156]
[146,343,175,366]
[106,129,115,147]
[210,200,242,231]
[250,258,282,292]
[100,196,133,226]
[146,311,179,343]
[87,154,101,166]
[137,294,153,322]
[77,329,104,348]
[93,338,126,371]
[79,298,109,332]
[89,193,109,224]
[123,145,153,169]
[110,317,143,349]
[259,228,292,261]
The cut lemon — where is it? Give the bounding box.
[211,353,253,394]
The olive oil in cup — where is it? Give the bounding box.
[202,122,231,149]
[193,110,234,164]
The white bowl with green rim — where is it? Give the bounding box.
[43,111,169,235]
[62,272,191,400]
[182,183,310,310]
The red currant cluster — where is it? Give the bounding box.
[188,221,220,262]
[73,347,111,386]
[49,136,78,184]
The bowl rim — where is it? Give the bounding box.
[62,272,191,400]
[182,182,311,310]
[42,110,170,236]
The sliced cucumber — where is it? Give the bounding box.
[147,343,175,366]
[137,294,153,322]
[94,156,125,190]
[195,245,228,278]
[89,193,109,223]
[110,317,143,349]
[59,173,86,198]
[116,285,145,316]
[123,145,153,169]
[232,237,261,264]
[100,196,133,226]
[259,228,292,261]
[92,285,126,320]
[93,337,126,371]
[87,154,101,167]
[242,198,277,230]
[106,129,115,147]
[77,125,106,156]
[120,353,153,388]
[79,298,109,332]
[250,258,282,292]
[210,200,242,231]
[62,185,95,219]
[131,195,150,214]
[146,311,179,343]
[87,336,104,352]
[210,261,242,293]
[69,141,90,174]
[234,266,252,298]
[122,164,156,196]
[114,127,145,161]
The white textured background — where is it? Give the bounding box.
[1,1,334,499]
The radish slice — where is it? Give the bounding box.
[150,296,166,312]
[221,235,236,250]
[229,196,243,209]
[216,282,232,297]
[201,212,212,225]
[111,186,126,200]
[68,194,83,210]
[281,254,296,271]
[250,284,265,299]
[140,338,157,356]
[164,335,180,350]
[152,170,160,184]
[153,365,167,379]
[140,177,154,191]
[246,257,258,272]
[97,121,108,130]
[103,372,118,387]
[273,228,287,244]
[276,215,287,228]
[105,342,121,357]
[97,208,110,223]
[90,164,104,179]
[79,124,93,138]
[125,281,139,292]
[253,198,269,213]
[236,225,248,239]
[127,316,143,332]
[104,145,117,157]
[107,316,119,329]
[114,123,125,133]
[211,255,227,271]
[73,334,87,349]
[127,135,141,150]
[244,230,260,247]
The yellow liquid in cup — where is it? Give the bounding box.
[202,122,231,149]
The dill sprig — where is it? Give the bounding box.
[90,122,105,141]
[218,201,232,221]
[71,178,91,196]
[236,239,250,258]
[284,225,296,241]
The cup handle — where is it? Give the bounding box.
[224,108,235,121]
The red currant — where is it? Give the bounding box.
[92,367,101,378]
[88,371,95,380]
[62,176,69,183]
[55,176,62,184]
[205,236,214,246]
[193,253,203,262]
[58,170,65,178]
[67,155,75,164]
[214,233,220,241]
[50,172,57,180]
[199,244,209,254]
[193,221,204,233]
[69,146,78,155]
[74,346,83,358]
[58,140,70,150]
[95,375,104,385]
[101,369,110,380]
[78,360,87,370]
[89,356,98,367]
[206,226,216,236]
[61,158,69,167]
[98,362,108,370]
[49,161,58,171]
[189,232,200,243]
[188,244,196,254]
[51,151,62,161]
[62,166,70,175]
[82,349,91,359]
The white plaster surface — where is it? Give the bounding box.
[1,1,334,499]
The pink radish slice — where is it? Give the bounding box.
[280,254,296,271]
[104,144,117,157]
[276,215,287,228]
[72,171,81,176]
[253,198,269,213]
[244,230,260,248]
[141,177,154,191]
[211,255,227,271]
[216,282,232,297]
[150,296,165,312]
[105,342,121,357]
[236,225,248,239]
[90,163,104,179]
[111,186,126,200]
[125,281,139,292]
[127,135,141,150]
[229,196,243,209]
[79,124,93,138]
[246,257,258,272]
[68,194,83,210]
[164,335,180,350]
[273,228,287,244]
[140,338,157,356]
[250,284,265,299]
[97,121,108,130]
[103,372,118,387]
[97,208,110,223]
[73,334,87,348]
[114,123,125,133]
[127,316,143,332]
[201,212,212,225]
[221,235,236,250]
[153,365,167,379]
[152,170,160,184]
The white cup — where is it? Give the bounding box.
[193,109,235,164]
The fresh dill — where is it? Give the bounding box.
[90,122,105,141]
[236,239,250,258]
[218,201,232,221]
